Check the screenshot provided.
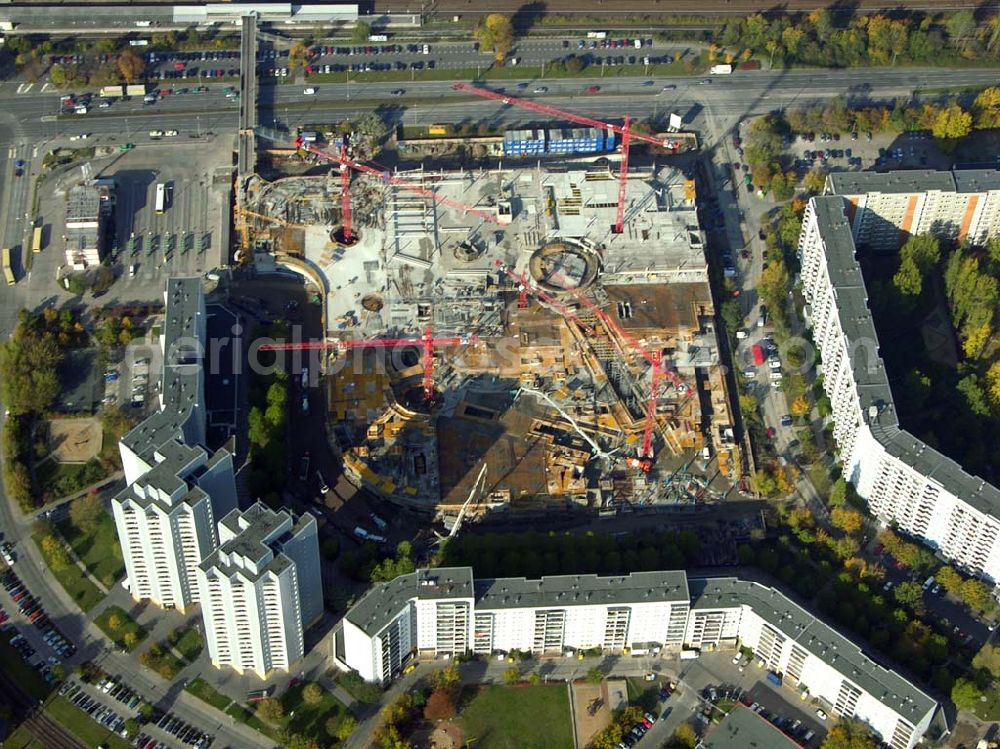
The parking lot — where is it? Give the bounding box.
[674,652,828,748]
[29,139,229,305]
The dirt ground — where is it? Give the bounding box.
[47,417,103,463]
[572,679,628,747]
[425,721,462,749]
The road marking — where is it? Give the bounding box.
[40,116,56,122]
[40,83,54,93]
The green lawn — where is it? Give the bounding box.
[184,677,232,712]
[94,605,146,651]
[227,682,351,743]
[0,631,53,701]
[138,642,185,679]
[45,695,133,749]
[31,531,105,612]
[168,626,204,662]
[35,458,113,500]
[58,510,124,589]
[459,685,574,749]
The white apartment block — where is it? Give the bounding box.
[799,197,1000,581]
[197,503,323,678]
[335,568,937,749]
[826,169,1000,251]
[689,578,935,749]
[120,277,208,486]
[113,277,237,612]
[111,440,236,612]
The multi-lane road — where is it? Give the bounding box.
[3,66,999,145]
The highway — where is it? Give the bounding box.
[2,66,999,145]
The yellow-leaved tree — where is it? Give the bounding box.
[474,14,514,64]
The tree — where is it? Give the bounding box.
[821,720,877,749]
[69,494,104,534]
[255,697,284,724]
[350,111,388,152]
[116,50,146,83]
[288,42,310,72]
[672,723,698,749]
[502,666,520,685]
[302,682,323,705]
[248,407,270,448]
[931,104,972,141]
[951,677,983,710]
[0,327,63,415]
[986,360,1000,406]
[803,168,826,194]
[432,665,461,697]
[423,688,456,721]
[959,578,993,611]
[108,613,123,630]
[893,581,923,608]
[328,714,357,740]
[474,14,514,63]
[40,535,71,572]
[790,395,811,418]
[586,666,604,684]
[828,478,848,507]
[973,643,1000,678]
[945,11,976,48]
[123,718,140,738]
[972,87,1000,130]
[123,632,138,650]
[830,507,863,536]
[351,21,371,45]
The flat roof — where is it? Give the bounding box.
[810,196,1000,519]
[202,501,314,581]
[344,567,475,638]
[699,706,801,749]
[828,167,1000,197]
[690,575,936,726]
[475,570,690,611]
[121,277,204,462]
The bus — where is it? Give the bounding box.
[2,248,14,286]
[154,183,166,215]
[31,227,42,254]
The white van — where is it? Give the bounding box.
[303,87,316,95]
[922,576,935,591]
[422,44,430,54]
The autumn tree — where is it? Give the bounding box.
[474,14,514,63]
[288,42,310,72]
[672,723,698,749]
[108,613,123,630]
[790,395,811,418]
[328,714,357,740]
[960,578,993,611]
[821,720,877,749]
[432,665,461,697]
[935,565,963,594]
[830,507,863,536]
[893,581,924,609]
[423,688,456,721]
[40,535,70,571]
[69,493,104,534]
[255,697,284,724]
[301,682,323,705]
[123,632,138,649]
[972,87,1000,130]
[502,667,520,685]
[803,168,826,194]
[116,50,146,83]
[972,643,1000,678]
[931,104,973,141]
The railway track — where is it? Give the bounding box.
[0,667,88,749]
[399,0,998,13]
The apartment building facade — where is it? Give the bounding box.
[111,440,237,612]
[335,568,937,749]
[826,169,1000,251]
[196,503,323,677]
[112,277,238,612]
[798,197,1000,581]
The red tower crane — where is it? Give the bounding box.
[452,82,677,234]
[296,138,502,226]
[495,262,595,336]
[259,329,477,401]
[339,143,353,242]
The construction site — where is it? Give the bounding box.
[240,90,740,521]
